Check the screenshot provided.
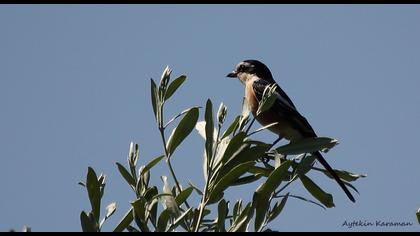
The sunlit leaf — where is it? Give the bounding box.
[166,107,199,156]
[140,155,165,176]
[256,84,277,116]
[314,167,367,182]
[275,137,339,155]
[217,102,228,125]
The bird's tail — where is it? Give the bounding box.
[313,151,355,203]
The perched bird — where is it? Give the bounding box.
[227,59,355,202]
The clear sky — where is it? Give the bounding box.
[1,4,420,232]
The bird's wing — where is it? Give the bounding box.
[252,79,317,137]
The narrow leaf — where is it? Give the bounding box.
[313,167,367,182]
[175,186,193,206]
[80,211,98,232]
[140,155,165,176]
[150,79,158,121]
[116,162,136,188]
[231,174,262,186]
[168,208,192,231]
[157,209,171,232]
[217,199,228,232]
[205,99,214,164]
[86,167,101,223]
[113,208,133,232]
[166,107,199,156]
[164,75,187,101]
[275,137,339,155]
[222,115,240,139]
[208,161,255,204]
[254,161,292,231]
[229,202,254,232]
[299,174,335,208]
[267,193,289,222]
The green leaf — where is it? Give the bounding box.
[275,137,339,155]
[229,202,254,232]
[217,102,228,125]
[267,193,289,223]
[165,107,201,129]
[143,186,158,226]
[295,154,316,176]
[220,145,268,177]
[314,167,367,182]
[131,198,150,232]
[221,116,240,139]
[231,174,262,186]
[205,99,214,164]
[220,132,247,164]
[239,97,250,131]
[158,66,171,101]
[150,79,158,121]
[161,176,180,217]
[116,162,136,188]
[416,209,420,224]
[140,155,165,176]
[208,161,255,204]
[188,181,203,196]
[253,161,292,231]
[299,174,335,208]
[86,167,101,223]
[157,208,171,232]
[175,186,193,206]
[164,75,187,101]
[80,211,98,232]
[113,208,133,232]
[286,194,326,210]
[247,122,278,137]
[217,199,228,232]
[256,84,277,116]
[168,208,192,231]
[166,107,199,156]
[233,199,242,222]
[248,166,272,177]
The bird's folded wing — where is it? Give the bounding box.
[252,79,316,138]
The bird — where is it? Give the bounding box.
[226,59,355,203]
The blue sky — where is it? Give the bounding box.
[1,4,420,232]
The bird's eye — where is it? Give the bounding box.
[238,64,245,71]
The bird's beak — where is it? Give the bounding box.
[226,71,238,78]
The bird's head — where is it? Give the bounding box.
[226,59,275,84]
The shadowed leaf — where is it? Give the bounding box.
[300,174,335,208]
[164,75,187,101]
